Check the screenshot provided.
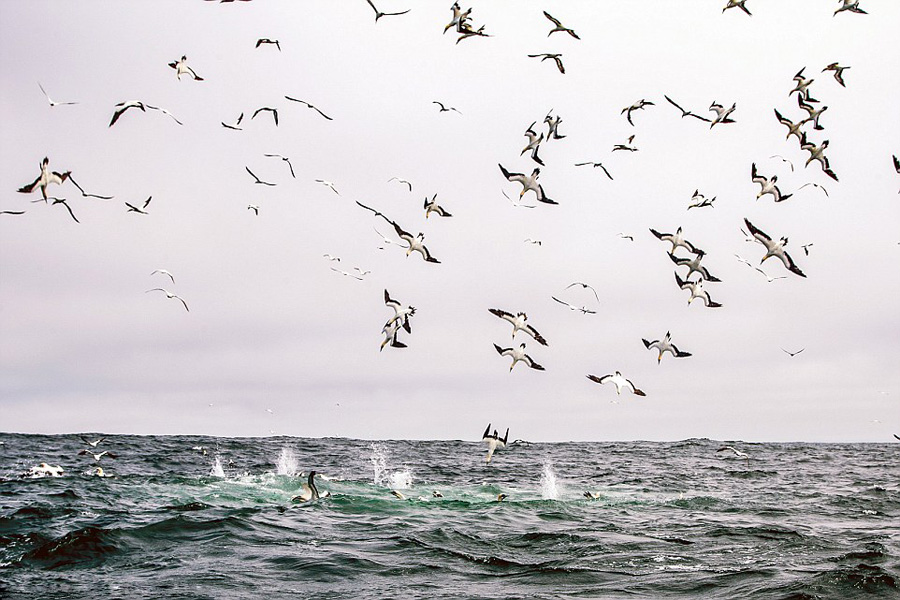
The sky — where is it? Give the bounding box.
[0,1,898,442]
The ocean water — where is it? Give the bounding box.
[1,434,898,599]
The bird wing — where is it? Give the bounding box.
[54,199,80,223]
[482,423,492,441]
[743,218,770,244]
[586,374,608,385]
[493,343,509,356]
[68,175,113,199]
[525,324,547,346]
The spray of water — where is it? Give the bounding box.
[275,446,298,476]
[210,455,225,478]
[540,461,560,500]
[369,443,414,489]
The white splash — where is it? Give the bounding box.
[210,455,225,477]
[275,446,298,476]
[540,461,560,500]
[370,443,387,485]
[369,443,414,489]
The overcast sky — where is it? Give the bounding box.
[1,1,898,442]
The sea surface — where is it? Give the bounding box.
[0,434,898,599]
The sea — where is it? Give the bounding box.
[0,434,898,599]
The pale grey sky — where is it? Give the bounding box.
[1,1,898,442]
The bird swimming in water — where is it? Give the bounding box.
[292,471,329,502]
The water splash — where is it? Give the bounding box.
[210,456,225,478]
[369,443,413,489]
[540,462,560,500]
[370,443,387,485]
[275,446,298,476]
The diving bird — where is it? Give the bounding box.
[621,99,654,126]
[722,0,752,16]
[769,155,794,172]
[612,134,638,152]
[284,96,333,120]
[574,161,613,179]
[146,288,190,311]
[565,282,600,303]
[125,197,151,214]
[245,167,276,186]
[642,332,692,363]
[669,251,721,282]
[774,109,806,143]
[330,267,363,280]
[675,273,723,308]
[543,11,580,39]
[663,95,710,122]
[150,269,175,284]
[708,101,736,128]
[799,133,839,181]
[263,154,295,178]
[789,67,818,102]
[798,182,829,197]
[782,348,805,357]
[384,289,415,333]
[751,162,792,202]
[252,106,278,126]
[388,177,413,191]
[822,62,849,87]
[37,83,78,107]
[544,111,565,140]
[498,164,557,205]
[743,218,806,278]
[528,53,565,74]
[494,343,545,372]
[423,194,452,218]
[17,157,71,200]
[586,372,646,396]
[380,319,407,351]
[79,436,106,448]
[797,96,827,130]
[650,227,702,255]
[432,101,462,114]
[488,309,548,345]
[168,55,204,80]
[365,0,410,21]
[717,446,749,464]
[315,180,340,195]
[687,190,716,210]
[550,296,597,314]
[521,121,545,165]
[482,423,509,463]
[221,112,243,130]
[50,198,79,223]
[78,449,117,461]
[834,0,867,16]
[255,38,281,50]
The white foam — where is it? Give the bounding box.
[210,456,225,477]
[540,461,560,500]
[369,443,414,489]
[275,446,298,476]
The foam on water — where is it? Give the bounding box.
[275,446,298,476]
[540,461,560,500]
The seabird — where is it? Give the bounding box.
[146,288,191,311]
[390,490,406,500]
[669,251,721,282]
[245,166,276,186]
[0,210,25,215]
[642,331,692,363]
[125,196,152,214]
[455,22,490,44]
[384,289,415,333]
[717,446,749,464]
[252,106,279,126]
[330,267,363,281]
[774,109,806,143]
[617,233,634,241]
[822,62,850,87]
[17,157,71,200]
[78,449,117,461]
[612,134,638,152]
[752,162,792,202]
[708,101,736,128]
[790,67,818,103]
[521,121,545,165]
[496,494,508,502]
[650,227,702,255]
[482,423,509,463]
[365,0,410,21]
[494,343,545,372]
[675,272,723,308]
[583,491,602,500]
[754,267,787,283]
[373,226,400,249]
[550,296,597,314]
[315,180,340,195]
[424,194,452,218]
[432,101,461,114]
[834,0,867,16]
[501,188,536,209]
[488,309,548,345]
[151,269,175,284]
[799,133,839,181]
[247,204,259,215]
[687,190,716,210]
[574,161,613,179]
[392,222,440,262]
[323,254,341,262]
[80,436,106,447]
[498,164,557,205]
[38,82,78,107]
[263,154,296,178]
[380,319,407,351]
[168,55,204,80]
[722,0,751,15]
[663,95,710,122]
[443,2,463,34]
[782,348,805,357]
[353,267,371,276]
[543,11,580,39]
[22,463,64,478]
[798,182,829,197]
[544,111,565,140]
[221,112,243,130]
[797,96,827,131]
[284,96,333,120]
[801,243,814,255]
[292,471,329,502]
[256,38,281,50]
[586,372,646,396]
[388,177,413,191]
[743,218,806,277]
[524,238,542,246]
[50,197,79,223]
[109,101,182,127]
[527,53,565,74]
[565,282,600,303]
[621,99,654,126]
[893,155,900,193]
[432,490,443,498]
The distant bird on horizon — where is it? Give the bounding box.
[168,55,204,80]
[528,53,565,74]
[284,96,333,120]
[38,83,78,107]
[587,371,646,396]
[80,436,106,448]
[543,11,580,39]
[494,343,545,372]
[146,288,190,312]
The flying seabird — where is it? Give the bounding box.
[17,157,71,200]
[790,67,818,103]
[834,0,867,16]
[37,82,78,107]
[650,227,702,255]
[108,100,143,126]
[544,111,565,140]
[494,343,545,372]
[168,55,204,80]
[353,267,371,276]
[393,222,440,262]
[125,196,152,214]
[501,188,536,209]
[893,155,900,193]
[752,162,792,202]
[498,164,557,205]
[528,53,565,74]
[80,436,106,447]
[822,62,849,87]
[754,267,787,283]
[621,99,654,126]
[323,254,341,262]
[482,423,509,463]
[618,233,634,241]
[612,134,638,152]
[801,243,814,255]
[675,273,723,308]
[799,133,839,181]
[543,11,580,39]
[769,155,795,172]
[663,95,710,122]
[263,154,296,178]
[151,269,175,284]
[642,332,692,363]
[380,319,407,351]
[782,348,805,357]
[708,101,736,128]
[722,0,752,15]
[743,218,806,278]
[221,112,243,130]
[255,38,281,50]
[524,238,542,246]
[488,309,548,345]
[456,22,490,44]
[424,194,452,218]
[78,449,117,461]
[0,210,25,215]
[365,0,410,21]
[432,101,462,114]
[574,161,613,179]
[388,177,413,191]
[774,109,806,143]
[520,122,545,165]
[688,190,716,210]
[798,182,829,197]
[245,167,276,187]
[284,96,333,120]
[252,106,279,126]
[797,96,827,131]
[315,180,340,195]
[331,267,363,281]
[550,296,597,314]
[384,289,415,333]
[50,198,79,223]
[146,288,191,311]
[717,446,749,464]
[373,226,399,250]
[669,251,721,282]
[565,282,600,303]
[443,2,463,33]
[586,372,646,396]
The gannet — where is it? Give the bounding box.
[245,166,276,186]
[499,164,557,205]
[146,288,191,311]
[799,133,839,181]
[708,101,736,128]
[586,372,646,396]
[722,0,751,15]
[834,0,867,16]
[488,309,548,345]
[621,99,654,126]
[255,38,281,51]
[521,122,545,165]
[543,11,580,39]
[751,162,792,202]
[527,53,565,74]
[774,109,806,143]
[284,96,333,120]
[37,83,78,107]
[482,423,509,463]
[822,62,849,87]
[384,289,415,333]
[663,95,710,122]
[168,55,204,80]
[675,273,723,308]
[493,343,545,372]
[797,96,827,131]
[544,111,566,140]
[125,197,152,214]
[17,157,71,200]
[423,194,452,218]
[743,218,806,277]
[150,269,175,284]
[365,0,410,21]
[252,106,278,126]
[650,226,702,255]
[642,332,692,363]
